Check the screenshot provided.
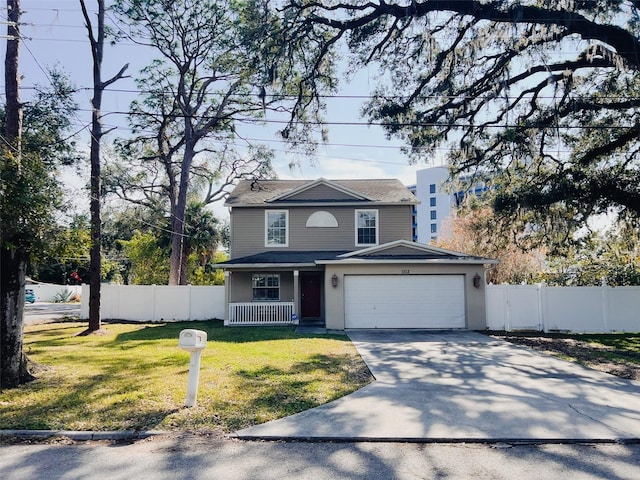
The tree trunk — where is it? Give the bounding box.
[179,245,190,286]
[169,139,195,285]
[88,98,102,332]
[1,0,33,388]
[80,1,127,326]
[4,0,21,147]
[0,247,34,388]
[86,0,105,332]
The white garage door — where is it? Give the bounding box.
[344,275,466,329]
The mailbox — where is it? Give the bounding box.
[179,329,207,352]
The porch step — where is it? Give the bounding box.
[295,325,328,335]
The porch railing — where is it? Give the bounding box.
[227,302,296,326]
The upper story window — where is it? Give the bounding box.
[265,210,288,247]
[430,197,437,207]
[430,210,437,220]
[429,184,436,194]
[355,209,378,246]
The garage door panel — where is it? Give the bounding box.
[344,275,465,329]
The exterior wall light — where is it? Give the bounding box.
[473,273,482,289]
[331,273,338,288]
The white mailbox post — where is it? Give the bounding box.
[178,329,207,407]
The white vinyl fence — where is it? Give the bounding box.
[486,284,640,333]
[80,284,225,322]
[26,284,82,302]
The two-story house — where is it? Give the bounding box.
[218,178,496,330]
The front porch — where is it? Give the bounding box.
[223,267,327,326]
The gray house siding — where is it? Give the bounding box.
[230,205,414,258]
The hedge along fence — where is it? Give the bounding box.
[80,284,225,322]
[486,284,640,333]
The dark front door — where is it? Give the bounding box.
[301,272,323,318]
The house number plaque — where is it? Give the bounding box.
[401,269,410,274]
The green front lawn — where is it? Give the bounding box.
[0,321,372,433]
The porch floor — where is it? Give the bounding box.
[296,317,327,334]
[299,317,324,327]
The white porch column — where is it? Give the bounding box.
[293,270,300,319]
[224,271,231,325]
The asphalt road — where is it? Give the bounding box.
[1,436,639,480]
[23,303,80,325]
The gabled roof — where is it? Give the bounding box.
[266,178,373,202]
[337,239,471,259]
[225,178,418,207]
[317,240,498,265]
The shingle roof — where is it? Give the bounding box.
[216,247,495,268]
[225,178,418,206]
[217,251,349,266]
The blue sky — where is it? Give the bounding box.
[2,1,446,218]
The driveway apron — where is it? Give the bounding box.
[234,330,640,441]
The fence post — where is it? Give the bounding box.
[538,282,546,333]
[114,284,120,320]
[152,284,157,322]
[503,285,511,332]
[602,280,610,333]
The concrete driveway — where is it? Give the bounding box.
[235,330,640,442]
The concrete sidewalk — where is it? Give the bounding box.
[234,330,640,442]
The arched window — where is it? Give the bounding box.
[306,211,338,227]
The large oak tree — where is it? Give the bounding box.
[284,0,640,233]
[111,0,326,285]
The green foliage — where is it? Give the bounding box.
[120,231,170,285]
[109,0,292,283]
[0,149,62,253]
[104,202,227,285]
[189,251,228,285]
[541,224,640,286]
[0,71,78,254]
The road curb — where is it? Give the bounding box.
[230,434,640,444]
[0,430,169,441]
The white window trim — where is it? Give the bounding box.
[265,210,289,247]
[355,209,379,247]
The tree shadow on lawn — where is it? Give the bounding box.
[0,352,187,432]
[112,320,351,344]
[11,322,365,433]
[222,354,372,430]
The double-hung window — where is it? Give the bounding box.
[252,274,280,301]
[265,210,288,247]
[355,209,378,246]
